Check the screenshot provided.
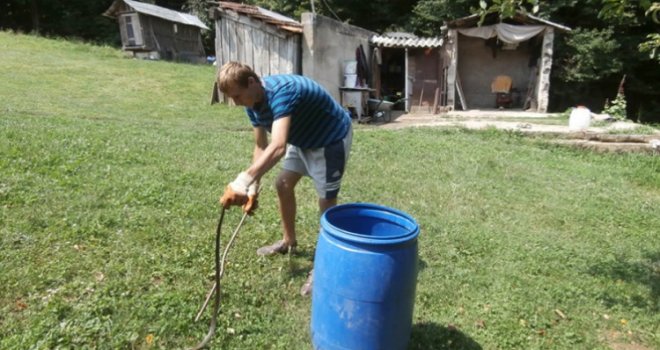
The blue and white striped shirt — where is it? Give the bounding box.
[246,75,351,149]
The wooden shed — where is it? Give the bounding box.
[103,0,209,63]
[210,1,302,104]
[444,12,570,112]
[370,33,445,113]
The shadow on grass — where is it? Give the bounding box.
[294,246,316,261]
[418,257,428,271]
[588,251,659,312]
[408,322,482,350]
[276,247,315,280]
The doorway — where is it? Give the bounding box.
[379,48,406,110]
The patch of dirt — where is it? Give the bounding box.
[600,330,653,350]
[372,110,660,154]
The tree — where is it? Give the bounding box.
[0,0,42,34]
[582,0,659,121]
[0,0,120,44]
[476,0,539,22]
[409,0,474,36]
[560,28,622,82]
[1,0,658,121]
[246,0,419,34]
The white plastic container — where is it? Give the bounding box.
[344,74,358,88]
[344,60,357,74]
[569,106,591,131]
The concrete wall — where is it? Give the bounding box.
[457,34,533,109]
[301,13,376,101]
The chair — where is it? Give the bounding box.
[491,75,513,109]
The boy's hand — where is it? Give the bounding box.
[219,172,253,208]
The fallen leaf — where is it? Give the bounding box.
[554,309,566,319]
[475,319,486,329]
[537,328,546,336]
[145,333,154,346]
[151,276,163,286]
[15,299,28,311]
[94,272,105,282]
[620,319,628,325]
[42,288,60,302]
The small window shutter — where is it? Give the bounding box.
[125,16,136,46]
[119,13,143,47]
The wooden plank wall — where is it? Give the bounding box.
[215,10,301,103]
[139,15,205,62]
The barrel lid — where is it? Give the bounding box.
[321,203,419,245]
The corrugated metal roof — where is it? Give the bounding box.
[447,12,570,32]
[123,0,209,30]
[217,1,302,33]
[370,34,443,48]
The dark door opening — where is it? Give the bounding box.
[379,48,405,110]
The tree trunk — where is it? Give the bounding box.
[30,0,40,34]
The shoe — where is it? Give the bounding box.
[300,269,313,296]
[256,240,296,256]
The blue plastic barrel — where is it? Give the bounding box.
[311,203,420,350]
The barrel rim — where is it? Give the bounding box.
[321,202,419,245]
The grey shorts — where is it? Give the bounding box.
[282,125,353,199]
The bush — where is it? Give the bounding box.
[603,93,627,121]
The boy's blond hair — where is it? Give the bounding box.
[217,61,261,93]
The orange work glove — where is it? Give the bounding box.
[219,172,253,209]
[220,185,248,209]
[242,182,260,215]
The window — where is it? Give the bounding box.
[120,13,143,47]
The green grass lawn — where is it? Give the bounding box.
[1,32,659,349]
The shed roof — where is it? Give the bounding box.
[447,11,571,32]
[214,1,302,33]
[103,0,209,30]
[370,32,443,48]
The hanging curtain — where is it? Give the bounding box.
[458,24,545,44]
[457,25,496,40]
